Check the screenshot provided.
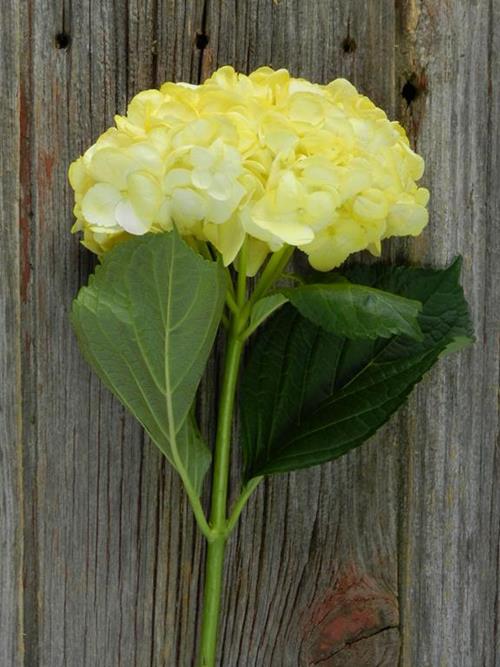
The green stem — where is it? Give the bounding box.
[249,246,294,305]
[225,477,263,535]
[197,246,290,664]
[183,484,214,542]
[225,290,238,315]
[198,319,244,666]
[198,536,226,667]
[210,331,244,529]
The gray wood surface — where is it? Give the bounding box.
[1,1,498,665]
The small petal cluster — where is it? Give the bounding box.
[69,66,429,273]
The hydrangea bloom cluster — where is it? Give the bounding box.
[69,66,429,273]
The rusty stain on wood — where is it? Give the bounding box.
[303,565,398,664]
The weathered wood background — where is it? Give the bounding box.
[2,1,499,665]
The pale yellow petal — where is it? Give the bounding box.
[171,188,208,226]
[353,188,389,221]
[127,143,163,174]
[251,211,314,246]
[68,157,92,193]
[127,171,163,220]
[114,200,151,235]
[388,201,429,236]
[244,237,270,276]
[81,183,122,227]
[88,148,135,190]
[204,218,245,266]
[191,168,213,190]
[190,146,215,170]
[164,169,192,192]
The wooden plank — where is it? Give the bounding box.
[0,3,23,666]
[204,1,500,665]
[18,1,208,665]
[3,0,498,665]
[396,2,500,665]
[206,2,403,665]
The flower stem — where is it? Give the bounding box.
[198,535,227,667]
[197,248,290,664]
[198,320,244,666]
[249,246,294,305]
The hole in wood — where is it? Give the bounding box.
[55,32,71,49]
[402,78,419,105]
[342,35,357,53]
[195,32,209,50]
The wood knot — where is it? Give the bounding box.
[302,565,399,666]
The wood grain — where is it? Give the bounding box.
[1,1,498,665]
[1,2,23,665]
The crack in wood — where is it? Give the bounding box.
[310,625,399,665]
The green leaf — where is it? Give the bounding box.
[71,231,225,494]
[241,258,474,479]
[282,282,423,340]
[245,293,288,338]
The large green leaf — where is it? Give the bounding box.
[241,258,473,479]
[282,282,423,340]
[72,231,226,494]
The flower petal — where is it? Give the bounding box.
[171,188,208,226]
[88,147,135,190]
[204,218,245,266]
[114,199,151,235]
[190,146,215,170]
[81,183,122,227]
[251,212,314,246]
[127,171,163,220]
[164,169,192,192]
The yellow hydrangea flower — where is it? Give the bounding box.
[69,66,429,274]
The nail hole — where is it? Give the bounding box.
[402,79,419,105]
[55,32,71,49]
[195,32,209,50]
[341,36,357,53]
